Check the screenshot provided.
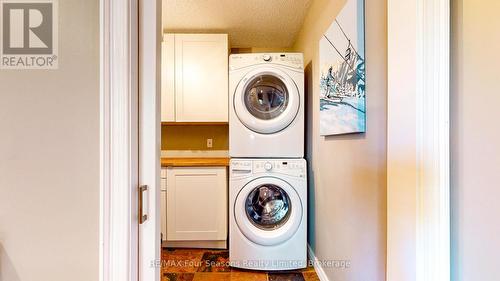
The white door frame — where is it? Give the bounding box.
[387,0,450,281]
[99,0,139,280]
[100,0,450,280]
[100,0,160,281]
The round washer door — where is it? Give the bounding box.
[234,177,303,246]
[233,67,300,134]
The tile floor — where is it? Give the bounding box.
[161,248,320,281]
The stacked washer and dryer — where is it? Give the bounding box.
[229,53,307,271]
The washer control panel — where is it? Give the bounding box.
[231,159,306,178]
[229,53,303,70]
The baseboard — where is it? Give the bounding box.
[307,244,330,281]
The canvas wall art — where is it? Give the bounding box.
[319,0,365,135]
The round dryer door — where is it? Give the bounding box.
[234,177,303,246]
[233,67,300,134]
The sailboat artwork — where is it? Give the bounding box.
[319,0,365,135]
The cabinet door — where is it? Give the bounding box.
[166,167,227,241]
[161,34,175,122]
[174,34,228,122]
[161,168,168,241]
[161,190,167,241]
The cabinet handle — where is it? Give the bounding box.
[139,185,148,224]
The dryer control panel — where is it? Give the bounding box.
[230,159,306,178]
[229,53,303,70]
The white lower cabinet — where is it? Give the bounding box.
[162,166,227,249]
[161,168,168,242]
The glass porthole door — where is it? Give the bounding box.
[233,68,300,134]
[245,184,291,230]
[234,177,302,246]
[244,75,290,121]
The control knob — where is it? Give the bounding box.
[264,162,273,171]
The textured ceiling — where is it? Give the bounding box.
[163,0,313,48]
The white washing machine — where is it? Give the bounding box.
[229,53,304,158]
[229,158,307,271]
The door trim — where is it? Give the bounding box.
[99,0,139,280]
[387,0,450,280]
[100,0,161,281]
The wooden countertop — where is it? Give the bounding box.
[161,157,230,167]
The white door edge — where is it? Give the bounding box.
[138,0,161,281]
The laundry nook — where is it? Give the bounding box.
[10,0,488,280]
[159,0,313,276]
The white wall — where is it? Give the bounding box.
[293,0,387,280]
[0,1,100,280]
[451,0,500,280]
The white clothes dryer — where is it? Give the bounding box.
[229,53,304,158]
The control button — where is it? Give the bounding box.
[264,162,273,171]
[263,55,272,62]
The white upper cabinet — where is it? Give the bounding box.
[161,34,176,122]
[162,33,229,122]
[175,34,229,122]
